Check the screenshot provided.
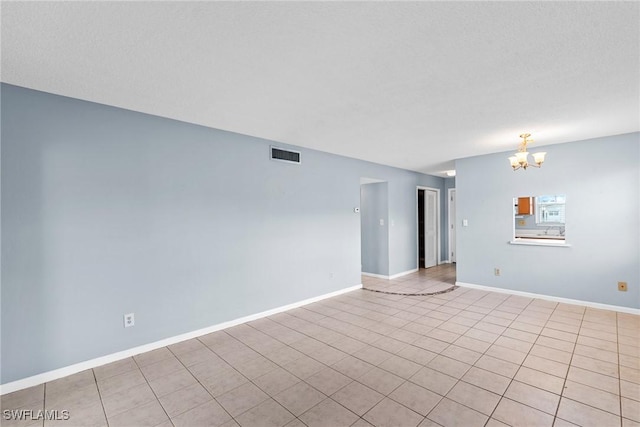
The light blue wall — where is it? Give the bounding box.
[360,183,389,276]
[444,177,456,193]
[1,84,446,383]
[455,132,639,308]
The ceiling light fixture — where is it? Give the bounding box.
[508,133,546,170]
[446,170,456,177]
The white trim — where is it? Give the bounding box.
[361,268,418,280]
[509,239,571,247]
[0,284,363,396]
[390,268,419,279]
[360,177,385,185]
[361,272,389,279]
[447,188,456,263]
[416,186,441,269]
[456,281,640,315]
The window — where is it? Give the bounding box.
[535,195,566,225]
[512,194,568,246]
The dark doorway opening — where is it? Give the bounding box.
[418,189,425,268]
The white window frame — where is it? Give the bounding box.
[510,195,570,247]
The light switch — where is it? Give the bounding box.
[462,219,468,227]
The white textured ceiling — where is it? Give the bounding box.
[2,2,638,174]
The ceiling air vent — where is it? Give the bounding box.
[271,146,301,164]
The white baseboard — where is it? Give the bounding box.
[390,268,419,279]
[362,268,418,280]
[456,281,640,315]
[0,284,363,396]
[361,272,389,279]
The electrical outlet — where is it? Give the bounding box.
[124,313,135,328]
[618,282,628,292]
[494,268,501,276]
[518,220,526,226]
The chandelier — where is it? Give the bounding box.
[509,133,546,170]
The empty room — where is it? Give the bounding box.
[1,2,639,427]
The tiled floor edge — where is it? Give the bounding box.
[0,283,364,396]
[456,281,640,315]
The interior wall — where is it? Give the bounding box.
[386,174,447,276]
[1,84,445,384]
[455,132,639,308]
[360,183,389,276]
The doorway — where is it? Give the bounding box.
[417,187,440,269]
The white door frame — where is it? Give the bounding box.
[416,186,441,268]
[448,188,456,263]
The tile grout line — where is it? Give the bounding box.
[204,299,408,422]
[356,284,632,427]
[420,290,511,426]
[391,287,542,425]
[241,272,454,425]
[192,333,313,426]
[231,322,380,426]
[550,301,585,426]
[408,290,628,426]
[41,382,46,427]
[556,308,627,424]
[166,343,248,427]
[617,312,623,427]
[477,294,545,427]
[169,345,226,420]
[131,354,175,427]
[514,303,628,419]
[20,266,636,427]
[91,369,111,427]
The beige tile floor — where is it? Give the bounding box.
[362,265,456,295]
[2,268,639,427]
